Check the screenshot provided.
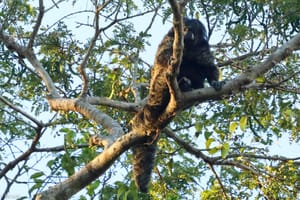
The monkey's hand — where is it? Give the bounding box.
[178,76,193,91]
[210,80,226,91]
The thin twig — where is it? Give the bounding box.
[0,95,44,127]
[217,48,275,67]
[164,128,211,162]
[131,5,161,102]
[28,0,44,49]
[208,163,229,200]
[0,126,44,179]
[1,160,28,200]
[78,5,101,97]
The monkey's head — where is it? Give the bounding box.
[183,18,208,46]
[167,18,208,47]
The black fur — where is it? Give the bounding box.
[176,19,222,91]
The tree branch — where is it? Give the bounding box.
[48,97,124,147]
[167,0,184,87]
[35,144,90,152]
[164,128,211,162]
[0,126,43,179]
[28,0,44,49]
[158,0,185,120]
[0,30,60,98]
[35,131,146,200]
[208,163,229,199]
[216,47,275,67]
[86,96,142,112]
[78,4,102,97]
[164,127,300,173]
[0,95,44,127]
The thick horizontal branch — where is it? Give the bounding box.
[86,96,142,112]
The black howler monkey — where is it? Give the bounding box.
[176,18,223,91]
[132,18,224,193]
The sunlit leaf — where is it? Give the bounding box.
[240,116,248,131]
[209,147,219,155]
[221,143,230,158]
[206,138,215,149]
[229,122,238,133]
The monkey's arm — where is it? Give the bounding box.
[195,47,225,91]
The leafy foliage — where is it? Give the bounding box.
[0,0,299,199]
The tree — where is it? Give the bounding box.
[0,0,299,199]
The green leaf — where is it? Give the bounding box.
[221,143,230,158]
[61,153,76,176]
[208,147,219,155]
[30,172,44,179]
[195,121,202,133]
[204,131,213,140]
[87,180,100,197]
[124,190,138,200]
[256,76,265,83]
[29,181,43,194]
[229,122,238,133]
[205,138,215,149]
[240,116,248,131]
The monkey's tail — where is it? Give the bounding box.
[132,142,157,193]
